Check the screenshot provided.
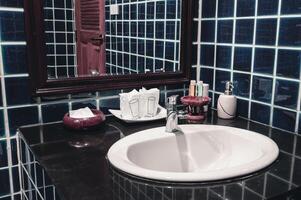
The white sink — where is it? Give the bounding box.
[107,125,279,182]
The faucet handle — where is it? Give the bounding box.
[167,95,178,105]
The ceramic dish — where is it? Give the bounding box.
[63,109,106,130]
[109,106,166,123]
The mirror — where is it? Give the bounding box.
[43,0,182,79]
[24,0,193,95]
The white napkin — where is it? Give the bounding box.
[139,88,160,117]
[119,89,140,119]
[69,107,95,119]
[119,88,160,119]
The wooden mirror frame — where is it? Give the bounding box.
[24,0,193,96]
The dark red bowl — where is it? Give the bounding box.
[63,109,106,131]
[181,96,211,107]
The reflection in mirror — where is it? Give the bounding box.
[43,0,182,79]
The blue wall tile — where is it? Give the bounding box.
[235,19,254,44]
[0,168,10,196]
[8,106,39,134]
[5,77,34,106]
[279,18,301,47]
[42,103,69,123]
[254,48,275,75]
[2,45,27,75]
[215,70,231,92]
[237,0,255,17]
[0,11,24,41]
[201,21,216,42]
[0,0,23,7]
[251,102,271,124]
[216,46,232,69]
[237,99,249,118]
[197,0,301,133]
[0,110,5,138]
[234,47,252,72]
[274,80,299,110]
[202,0,216,18]
[273,108,296,132]
[200,45,215,67]
[257,0,279,16]
[281,0,301,14]
[0,140,8,168]
[256,19,277,45]
[217,20,233,43]
[200,68,214,90]
[218,0,234,17]
[233,73,251,98]
[252,76,273,103]
[277,50,301,79]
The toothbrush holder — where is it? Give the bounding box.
[180,96,211,123]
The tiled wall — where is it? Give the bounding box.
[0,0,300,199]
[193,0,301,133]
[105,0,181,74]
[44,0,77,79]
[0,1,186,199]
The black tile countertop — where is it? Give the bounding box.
[18,111,301,200]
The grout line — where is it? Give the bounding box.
[269,0,282,128]
[248,0,259,120]
[192,42,301,51]
[196,0,202,82]
[0,7,23,12]
[0,39,15,199]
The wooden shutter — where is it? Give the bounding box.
[80,0,100,30]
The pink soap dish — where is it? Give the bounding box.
[63,109,106,131]
[180,96,211,123]
[181,96,211,107]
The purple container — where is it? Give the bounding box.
[63,109,106,131]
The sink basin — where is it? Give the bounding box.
[107,125,279,182]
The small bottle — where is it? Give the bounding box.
[196,81,203,97]
[189,80,196,96]
[203,83,209,112]
[217,81,237,119]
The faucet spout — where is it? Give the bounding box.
[165,95,181,133]
[166,111,179,133]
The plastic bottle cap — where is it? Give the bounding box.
[190,80,196,85]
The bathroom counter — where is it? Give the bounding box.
[18,111,301,200]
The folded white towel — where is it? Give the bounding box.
[139,88,160,117]
[119,88,160,119]
[69,107,95,119]
[120,89,140,119]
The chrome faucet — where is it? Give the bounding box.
[166,95,181,133]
